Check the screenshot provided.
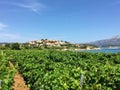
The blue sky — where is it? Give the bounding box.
[0,0,120,43]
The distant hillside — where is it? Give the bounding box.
[0,39,98,50]
[26,39,99,50]
[0,42,10,45]
[89,35,120,47]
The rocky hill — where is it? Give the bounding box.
[89,35,120,47]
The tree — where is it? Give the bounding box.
[5,43,11,49]
[11,43,20,50]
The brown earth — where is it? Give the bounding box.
[9,61,29,90]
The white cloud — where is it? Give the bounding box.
[0,22,7,30]
[0,22,21,42]
[0,0,46,14]
[12,1,46,14]
[0,33,20,39]
[19,3,44,12]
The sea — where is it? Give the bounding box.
[80,48,120,53]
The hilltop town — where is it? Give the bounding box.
[25,39,98,50]
[28,39,69,47]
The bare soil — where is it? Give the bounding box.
[9,61,29,90]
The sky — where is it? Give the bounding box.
[0,0,120,43]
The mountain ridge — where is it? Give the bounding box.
[88,35,120,47]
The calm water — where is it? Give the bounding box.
[81,49,120,53]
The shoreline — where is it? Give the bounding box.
[62,48,101,51]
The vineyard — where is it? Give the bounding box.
[0,50,120,90]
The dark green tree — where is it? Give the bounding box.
[5,43,11,49]
[11,43,20,50]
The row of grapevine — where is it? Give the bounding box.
[3,50,120,90]
[0,51,15,90]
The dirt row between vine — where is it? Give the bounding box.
[9,61,29,90]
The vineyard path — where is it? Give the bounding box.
[9,61,30,90]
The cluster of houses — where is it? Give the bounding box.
[28,39,70,47]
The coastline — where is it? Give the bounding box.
[62,48,101,51]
